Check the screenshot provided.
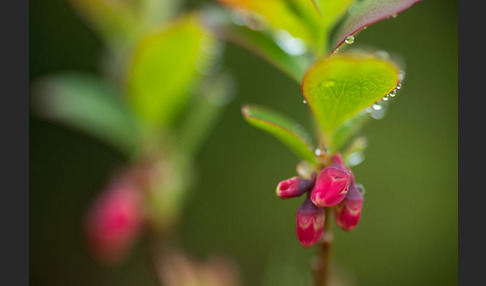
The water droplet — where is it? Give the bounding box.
[370,108,386,120]
[389,90,397,98]
[346,152,364,167]
[315,148,322,156]
[372,103,383,111]
[365,107,373,114]
[392,14,398,18]
[375,50,390,60]
[398,70,406,81]
[303,99,307,104]
[363,26,368,30]
[396,82,402,90]
[382,95,390,101]
[333,47,340,53]
[345,36,355,45]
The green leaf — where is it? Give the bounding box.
[126,13,219,133]
[331,0,421,52]
[302,53,400,151]
[216,0,315,47]
[313,0,355,29]
[242,104,316,163]
[202,7,311,82]
[32,73,140,157]
[68,0,140,48]
[333,112,369,151]
[177,72,236,155]
[342,136,368,167]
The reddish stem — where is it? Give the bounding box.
[313,207,333,286]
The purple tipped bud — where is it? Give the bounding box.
[296,196,325,248]
[310,164,351,207]
[334,183,364,232]
[276,176,315,199]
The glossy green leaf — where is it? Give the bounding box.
[302,53,399,151]
[203,8,311,82]
[331,0,421,52]
[242,104,316,163]
[126,13,219,132]
[32,73,140,156]
[216,0,314,46]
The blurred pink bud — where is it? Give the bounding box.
[296,196,325,248]
[330,153,345,165]
[84,182,143,264]
[276,176,314,199]
[334,183,364,232]
[310,163,351,207]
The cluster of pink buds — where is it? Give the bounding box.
[276,154,364,248]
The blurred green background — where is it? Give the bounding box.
[29,0,457,285]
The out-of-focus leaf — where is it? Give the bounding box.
[68,0,140,48]
[178,72,236,155]
[343,136,368,167]
[313,0,355,29]
[138,0,181,28]
[302,53,399,151]
[242,105,316,163]
[331,0,421,52]
[216,0,314,45]
[332,112,369,152]
[126,13,219,133]
[32,73,140,156]
[202,8,311,82]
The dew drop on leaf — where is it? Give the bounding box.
[372,103,383,111]
[345,36,355,44]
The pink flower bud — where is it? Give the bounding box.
[330,153,345,165]
[296,196,325,248]
[276,176,315,199]
[310,164,351,207]
[334,183,364,232]
[84,182,143,263]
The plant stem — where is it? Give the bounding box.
[146,231,166,286]
[313,207,334,286]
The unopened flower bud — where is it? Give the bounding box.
[296,196,325,248]
[84,182,143,263]
[334,183,364,232]
[310,163,351,207]
[276,176,314,199]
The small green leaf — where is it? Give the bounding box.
[126,13,219,133]
[32,73,140,157]
[216,0,315,46]
[68,0,140,48]
[313,0,355,29]
[242,104,316,163]
[203,7,311,82]
[302,53,399,151]
[331,0,421,52]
